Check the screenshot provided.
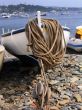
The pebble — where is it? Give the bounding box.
[78,85,82,90]
[58,99,70,105]
[70,76,79,83]
[49,80,59,85]
[0,95,4,100]
[74,94,82,102]
[50,106,59,110]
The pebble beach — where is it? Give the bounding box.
[0,49,82,110]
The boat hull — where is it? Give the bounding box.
[63,26,70,45]
[1,30,32,56]
[67,38,82,52]
[1,27,70,57]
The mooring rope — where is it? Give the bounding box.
[25,18,66,109]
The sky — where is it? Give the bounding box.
[0,0,82,7]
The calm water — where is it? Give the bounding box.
[0,12,82,36]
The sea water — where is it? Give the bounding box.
[0,11,82,36]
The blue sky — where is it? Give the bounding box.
[0,0,82,7]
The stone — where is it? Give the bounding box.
[74,94,82,102]
[72,70,82,75]
[77,79,82,84]
[49,80,59,85]
[76,105,82,110]
[70,82,77,89]
[78,85,82,90]
[58,99,70,105]
[6,90,15,95]
[0,95,4,100]
[47,69,54,73]
[60,95,70,100]
[79,67,82,73]
[50,106,59,110]
[70,76,79,83]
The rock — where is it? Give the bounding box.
[61,106,72,110]
[0,99,5,106]
[78,85,82,90]
[74,94,82,102]
[47,69,54,73]
[60,95,70,100]
[24,92,29,96]
[70,76,79,83]
[6,90,15,95]
[70,82,77,89]
[49,80,59,85]
[79,67,82,73]
[0,95,4,100]
[76,105,82,110]
[72,70,82,75]
[58,99,70,105]
[50,106,59,110]
[77,79,82,84]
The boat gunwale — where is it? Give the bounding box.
[1,28,25,37]
[1,26,70,37]
[68,43,82,47]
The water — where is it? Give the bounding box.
[0,12,82,36]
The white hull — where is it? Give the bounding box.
[1,29,32,56]
[67,38,82,52]
[63,26,70,45]
[0,45,5,71]
[1,27,70,57]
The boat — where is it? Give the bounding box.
[1,13,11,18]
[1,26,70,57]
[67,26,82,52]
[36,12,47,16]
[1,10,70,65]
[67,38,82,52]
[62,26,70,45]
[0,45,5,71]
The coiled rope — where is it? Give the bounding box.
[25,18,66,109]
[25,18,65,70]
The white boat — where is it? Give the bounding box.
[67,38,82,52]
[0,45,5,71]
[1,13,11,18]
[67,25,82,52]
[1,28,40,66]
[63,26,70,45]
[1,26,70,57]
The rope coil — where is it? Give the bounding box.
[25,18,66,109]
[25,18,66,70]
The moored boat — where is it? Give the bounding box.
[67,26,82,52]
[1,26,70,57]
[63,26,70,45]
[1,13,11,18]
[67,38,82,52]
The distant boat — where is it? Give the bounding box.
[36,12,47,16]
[1,13,11,18]
[20,14,29,18]
[41,13,47,16]
[0,45,5,71]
